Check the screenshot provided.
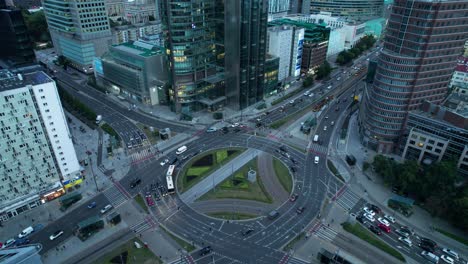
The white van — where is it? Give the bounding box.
[313,135,319,142]
[176,146,187,155]
[18,226,34,238]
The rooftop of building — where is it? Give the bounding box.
[410,98,468,130]
[269,18,328,30]
[0,70,52,92]
[112,40,164,57]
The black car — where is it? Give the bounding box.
[420,238,437,249]
[290,166,296,173]
[356,215,365,224]
[170,157,178,165]
[130,178,141,188]
[222,127,229,134]
[200,246,212,256]
[241,229,254,236]
[419,242,435,253]
[296,207,305,214]
[369,204,382,214]
[369,225,382,235]
[279,146,287,152]
[290,157,297,164]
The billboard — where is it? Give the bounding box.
[294,30,304,77]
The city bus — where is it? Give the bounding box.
[166,165,176,194]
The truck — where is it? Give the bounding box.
[95,115,102,124]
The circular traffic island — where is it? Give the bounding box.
[178,148,293,221]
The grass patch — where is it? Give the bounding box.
[199,158,273,204]
[134,194,149,214]
[273,158,292,193]
[207,212,258,220]
[435,228,468,246]
[178,148,245,193]
[136,123,158,145]
[327,160,345,182]
[283,232,305,251]
[159,225,195,252]
[342,222,406,262]
[95,238,161,264]
[270,119,288,129]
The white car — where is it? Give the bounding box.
[441,255,454,264]
[289,100,295,104]
[314,156,320,164]
[384,214,396,223]
[363,207,375,216]
[49,230,64,241]
[442,248,459,260]
[377,217,390,227]
[1,238,15,249]
[363,213,375,222]
[308,93,314,97]
[398,237,412,247]
[323,126,327,131]
[160,159,169,166]
[231,123,240,128]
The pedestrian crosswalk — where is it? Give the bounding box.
[287,257,311,264]
[314,224,338,242]
[103,184,128,208]
[130,216,158,234]
[333,187,361,211]
[307,143,327,155]
[168,255,195,264]
[130,147,155,165]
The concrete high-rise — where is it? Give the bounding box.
[43,0,112,73]
[360,0,468,153]
[310,0,384,21]
[0,70,81,221]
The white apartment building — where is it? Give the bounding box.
[267,26,304,81]
[0,70,81,221]
[285,12,367,58]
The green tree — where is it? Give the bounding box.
[396,160,419,192]
[302,74,314,88]
[57,55,71,70]
[315,61,332,80]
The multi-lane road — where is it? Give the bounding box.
[25,48,409,263]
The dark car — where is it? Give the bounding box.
[290,157,297,164]
[200,246,212,256]
[241,229,254,236]
[369,204,382,214]
[14,238,30,246]
[290,166,296,173]
[356,215,365,223]
[279,146,287,152]
[296,207,305,214]
[369,225,382,235]
[290,194,298,202]
[87,201,97,209]
[419,242,435,253]
[420,238,437,249]
[222,127,229,134]
[170,157,178,165]
[130,178,141,188]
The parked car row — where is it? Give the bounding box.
[356,203,464,264]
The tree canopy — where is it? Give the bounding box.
[372,155,467,231]
[315,61,332,80]
[336,35,376,65]
[22,10,50,42]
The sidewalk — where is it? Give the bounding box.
[338,111,468,254]
[179,149,259,203]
